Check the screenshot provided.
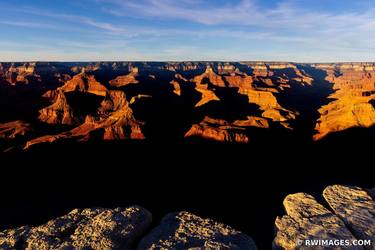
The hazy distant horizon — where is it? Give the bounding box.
[1,60,375,64]
[1,0,375,62]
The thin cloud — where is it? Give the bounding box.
[8,6,127,34]
[0,20,53,29]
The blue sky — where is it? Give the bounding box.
[0,0,374,62]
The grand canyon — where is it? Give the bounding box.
[1,61,374,249]
[1,61,375,152]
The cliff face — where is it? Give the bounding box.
[1,62,375,151]
[313,64,375,140]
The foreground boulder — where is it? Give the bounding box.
[323,185,375,246]
[274,193,358,250]
[0,207,152,250]
[274,185,375,250]
[137,211,257,250]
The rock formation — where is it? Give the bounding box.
[25,90,144,149]
[0,121,32,139]
[138,211,257,250]
[0,185,373,250]
[0,62,39,85]
[0,208,257,250]
[191,64,297,126]
[38,90,79,125]
[109,67,139,87]
[192,67,222,107]
[59,72,107,97]
[274,185,375,250]
[184,116,250,143]
[0,206,152,250]
[323,185,375,245]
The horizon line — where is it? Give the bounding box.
[1,60,375,64]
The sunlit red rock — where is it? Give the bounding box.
[223,71,296,124]
[0,121,33,139]
[38,90,78,125]
[233,116,269,128]
[2,61,375,151]
[313,64,375,140]
[60,73,107,96]
[193,65,226,87]
[170,80,181,96]
[184,116,249,143]
[109,67,139,87]
[26,90,145,149]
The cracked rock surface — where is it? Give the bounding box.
[0,206,152,250]
[274,185,375,250]
[137,211,257,250]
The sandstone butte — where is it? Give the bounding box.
[0,184,373,250]
[0,62,375,150]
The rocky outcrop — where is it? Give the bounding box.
[0,120,33,139]
[274,193,358,250]
[0,208,257,250]
[323,185,375,245]
[0,207,152,250]
[184,116,249,143]
[138,211,257,250]
[274,185,375,250]
[1,185,373,250]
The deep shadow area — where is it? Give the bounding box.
[276,65,335,142]
[126,71,202,142]
[1,141,373,249]
[196,83,262,123]
[65,92,105,117]
[318,125,375,145]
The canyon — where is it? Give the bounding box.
[1,61,374,152]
